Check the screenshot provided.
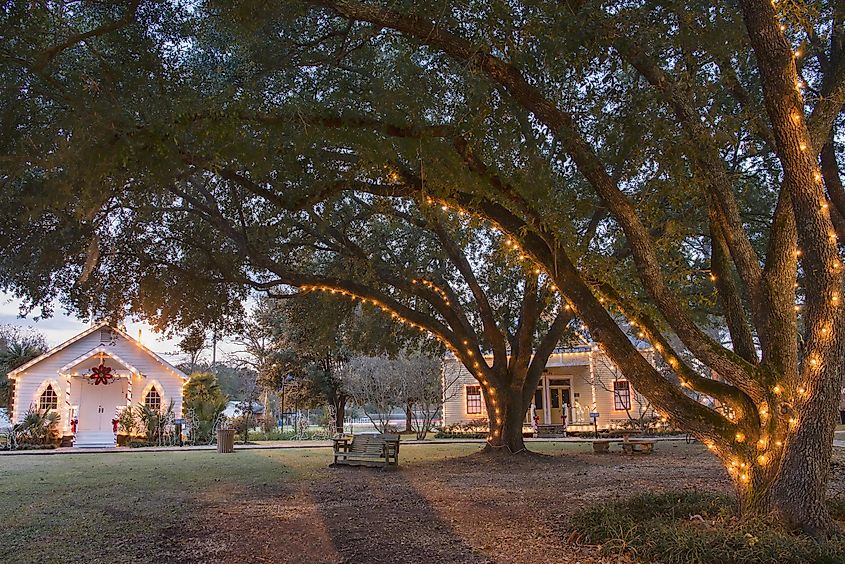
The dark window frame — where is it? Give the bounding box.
[39,384,58,411]
[466,385,482,415]
[144,388,162,412]
[614,380,631,411]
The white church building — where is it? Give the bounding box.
[7,323,187,447]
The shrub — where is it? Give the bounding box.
[183,372,229,443]
[127,440,157,448]
[117,405,139,436]
[14,406,60,445]
[14,443,57,450]
[247,428,327,441]
[434,422,488,439]
[138,401,177,445]
[568,491,845,564]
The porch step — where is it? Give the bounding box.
[536,425,567,438]
[74,431,116,448]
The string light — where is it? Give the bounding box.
[773,384,782,395]
[735,432,746,443]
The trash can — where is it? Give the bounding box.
[217,428,235,453]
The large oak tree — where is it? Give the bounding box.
[4,0,845,534]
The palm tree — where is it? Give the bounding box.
[0,340,47,410]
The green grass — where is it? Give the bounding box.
[0,442,521,562]
[0,441,603,562]
[0,450,306,562]
[569,491,845,564]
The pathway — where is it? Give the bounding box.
[0,435,689,455]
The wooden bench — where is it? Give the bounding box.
[331,433,400,468]
[621,440,655,454]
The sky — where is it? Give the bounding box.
[0,292,241,363]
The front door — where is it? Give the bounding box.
[548,387,571,426]
[78,380,125,433]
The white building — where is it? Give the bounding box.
[7,323,187,447]
[442,345,655,434]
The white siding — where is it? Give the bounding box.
[441,349,655,429]
[442,359,488,426]
[10,327,185,432]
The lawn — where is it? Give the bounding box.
[0,441,794,563]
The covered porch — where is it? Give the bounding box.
[59,347,141,447]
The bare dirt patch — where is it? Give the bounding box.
[169,442,735,563]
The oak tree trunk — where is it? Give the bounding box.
[735,358,845,536]
[481,382,529,454]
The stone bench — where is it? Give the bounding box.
[621,440,655,455]
[592,439,614,453]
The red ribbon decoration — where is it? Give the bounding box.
[112,418,119,433]
[89,362,114,385]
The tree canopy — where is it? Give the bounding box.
[3,0,845,533]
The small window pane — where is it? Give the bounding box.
[39,385,58,411]
[614,381,631,410]
[145,389,162,411]
[466,386,482,415]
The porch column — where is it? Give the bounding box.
[589,349,598,412]
[543,374,551,425]
[126,374,133,406]
[62,373,72,434]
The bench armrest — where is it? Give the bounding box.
[332,437,351,452]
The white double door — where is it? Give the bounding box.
[78,379,125,434]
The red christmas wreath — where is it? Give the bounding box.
[89,362,114,385]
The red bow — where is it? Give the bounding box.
[90,363,114,385]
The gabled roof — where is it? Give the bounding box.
[7,322,107,378]
[59,345,142,375]
[7,321,189,380]
[109,324,189,381]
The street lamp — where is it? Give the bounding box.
[280,372,294,433]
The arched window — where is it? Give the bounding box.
[144,388,162,412]
[39,384,58,411]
